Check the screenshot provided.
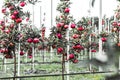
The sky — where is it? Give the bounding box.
[0,0,119,37]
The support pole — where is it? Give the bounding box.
[98,0,103,71]
[32,3,35,70]
[66,24,70,80]
[17,23,21,80]
[50,0,53,60]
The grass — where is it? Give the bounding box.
[0,52,105,80]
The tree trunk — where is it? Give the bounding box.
[62,53,65,80]
[13,50,16,80]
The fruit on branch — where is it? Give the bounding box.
[71,23,76,28]
[20,2,26,7]
[64,25,68,29]
[20,51,24,56]
[1,8,6,13]
[57,47,63,53]
[64,7,70,13]
[5,29,10,34]
[72,59,78,63]
[27,38,33,43]
[56,33,62,39]
[9,5,14,10]
[112,21,118,27]
[57,23,62,28]
[101,37,107,42]
[33,38,39,43]
[117,22,120,26]
[13,10,19,15]
[77,26,84,31]
[91,49,97,52]
[69,53,75,59]
[72,34,79,39]
[28,55,32,58]
[117,43,120,47]
[11,15,16,20]
[15,18,22,23]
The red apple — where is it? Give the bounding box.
[77,26,84,31]
[5,29,10,34]
[72,34,79,39]
[118,43,120,47]
[15,18,22,23]
[1,8,6,13]
[91,49,97,52]
[10,24,14,28]
[33,38,39,43]
[56,33,62,39]
[69,54,75,59]
[64,25,68,29]
[20,51,24,56]
[13,10,19,15]
[64,8,70,13]
[28,55,32,58]
[27,38,33,43]
[57,47,63,53]
[71,23,76,28]
[73,59,78,63]
[20,2,26,7]
[112,21,118,27]
[118,23,120,26]
[11,15,16,20]
[101,37,107,42]
[57,23,61,28]
[9,6,14,10]
[26,18,29,21]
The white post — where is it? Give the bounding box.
[98,0,103,71]
[66,25,70,80]
[107,18,110,33]
[32,46,35,70]
[17,24,21,80]
[4,58,6,72]
[32,2,35,70]
[89,0,92,71]
[50,0,53,60]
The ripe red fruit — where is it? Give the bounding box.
[20,2,26,7]
[71,23,76,28]
[69,54,75,59]
[26,18,29,21]
[9,6,14,10]
[73,59,78,63]
[91,49,97,52]
[56,33,62,39]
[13,10,19,15]
[72,34,79,39]
[20,51,24,56]
[112,21,118,27]
[33,38,39,43]
[10,24,14,28]
[101,37,107,42]
[5,29,10,34]
[57,23,61,28]
[77,26,84,31]
[28,55,32,58]
[117,43,120,47]
[57,47,63,53]
[64,25,68,29]
[118,23,120,26]
[1,8,6,13]
[64,8,70,13]
[11,15,16,20]
[27,38,33,43]
[15,18,22,23]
